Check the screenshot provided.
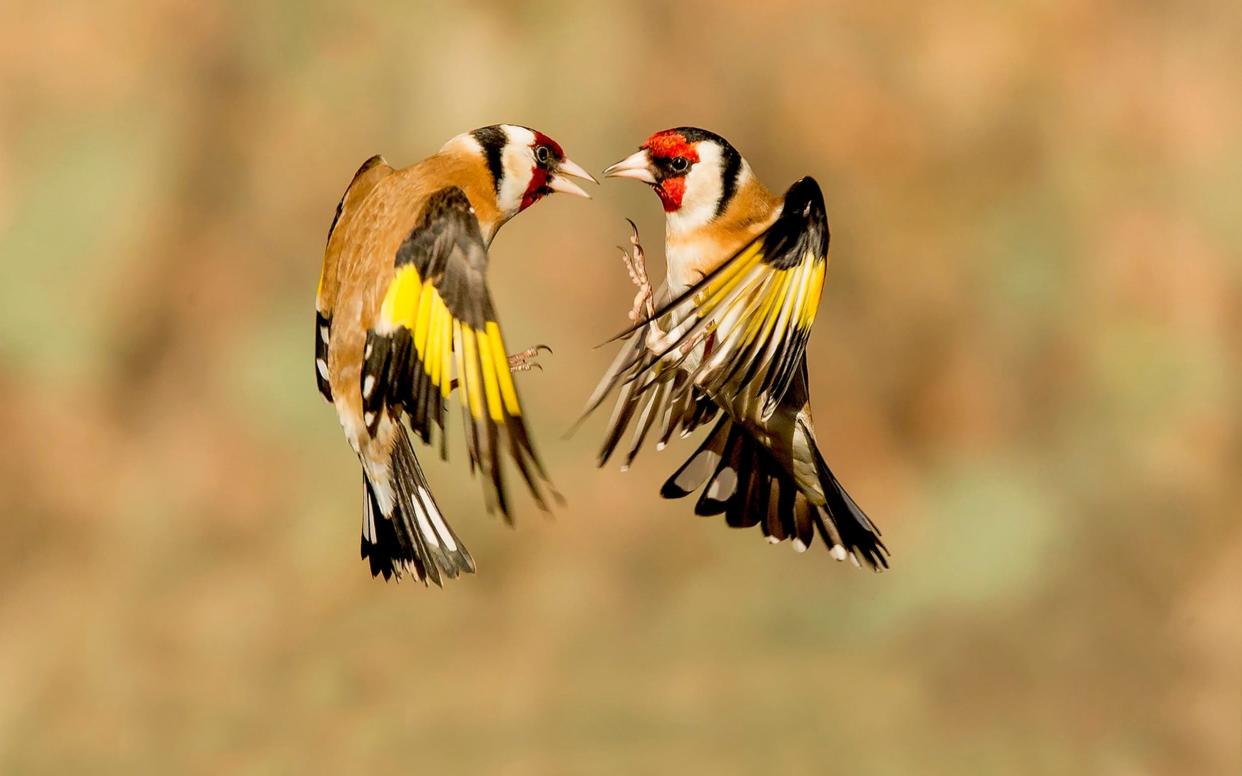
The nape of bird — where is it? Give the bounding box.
[582,127,887,570]
[316,124,595,585]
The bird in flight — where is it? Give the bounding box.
[583,127,887,569]
[315,124,595,585]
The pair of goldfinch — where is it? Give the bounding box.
[315,124,887,586]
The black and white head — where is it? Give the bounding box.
[603,127,752,234]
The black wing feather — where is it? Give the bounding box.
[363,187,555,519]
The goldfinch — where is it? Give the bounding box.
[583,127,887,569]
[316,124,595,585]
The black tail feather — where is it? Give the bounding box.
[661,416,888,569]
[695,424,744,517]
[362,482,424,582]
[361,424,476,585]
[660,419,730,499]
[809,436,889,569]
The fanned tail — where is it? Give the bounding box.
[660,416,888,569]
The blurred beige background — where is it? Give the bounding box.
[1,1,1239,773]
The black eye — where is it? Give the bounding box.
[671,156,689,172]
[535,145,551,165]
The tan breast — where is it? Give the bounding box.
[665,174,781,292]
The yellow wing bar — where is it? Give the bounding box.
[376,265,523,421]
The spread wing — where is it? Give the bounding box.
[630,176,829,418]
[361,187,553,519]
[315,154,392,404]
[584,176,830,468]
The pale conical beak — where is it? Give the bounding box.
[546,157,597,198]
[603,150,656,184]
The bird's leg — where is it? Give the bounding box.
[619,218,654,323]
[445,345,551,392]
[617,219,680,354]
[507,344,552,373]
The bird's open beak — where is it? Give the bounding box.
[603,150,656,184]
[546,158,597,198]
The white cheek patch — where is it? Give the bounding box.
[668,142,725,235]
[496,125,537,216]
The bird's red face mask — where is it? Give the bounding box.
[519,131,596,211]
[604,131,700,212]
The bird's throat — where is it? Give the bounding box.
[657,177,686,212]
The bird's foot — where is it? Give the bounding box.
[618,218,654,323]
[508,344,552,373]
[680,329,708,356]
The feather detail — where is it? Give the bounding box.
[363,187,555,520]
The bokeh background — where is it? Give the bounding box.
[1,1,1238,773]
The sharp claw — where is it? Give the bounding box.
[507,344,552,373]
